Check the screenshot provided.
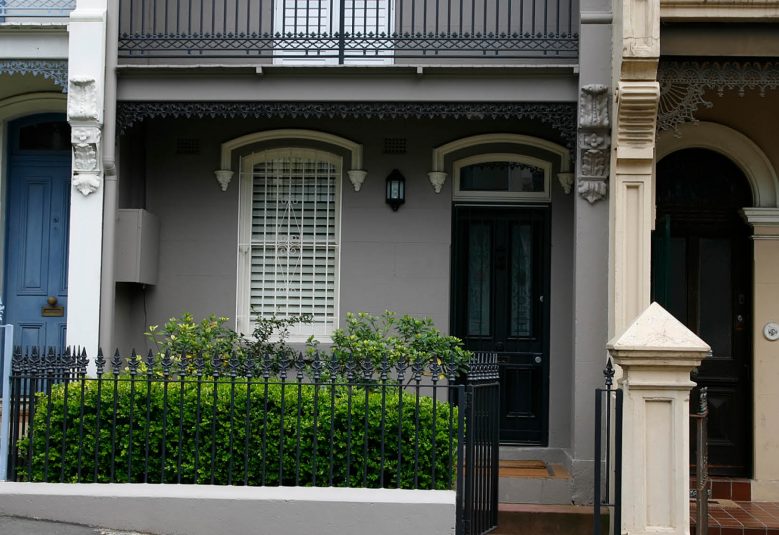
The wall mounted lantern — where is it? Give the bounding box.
[385,169,406,211]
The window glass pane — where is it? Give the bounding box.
[510,223,533,337]
[460,161,544,193]
[699,238,732,358]
[467,222,491,336]
[18,121,70,151]
[250,155,338,328]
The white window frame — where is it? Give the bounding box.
[236,147,343,342]
[452,153,553,202]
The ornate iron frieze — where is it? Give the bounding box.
[116,101,577,146]
[0,59,68,92]
[658,61,779,133]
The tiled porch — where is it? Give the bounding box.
[691,501,779,535]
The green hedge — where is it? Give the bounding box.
[20,380,458,490]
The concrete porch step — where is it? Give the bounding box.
[493,503,608,535]
[498,459,573,504]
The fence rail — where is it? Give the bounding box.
[0,0,76,18]
[118,0,578,60]
[593,359,622,535]
[692,387,709,535]
[2,346,499,535]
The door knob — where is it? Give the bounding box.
[47,296,58,306]
[534,355,542,364]
[495,342,505,351]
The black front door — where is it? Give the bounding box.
[452,206,550,444]
[652,148,752,477]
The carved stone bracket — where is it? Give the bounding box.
[214,170,234,191]
[71,126,102,196]
[427,171,447,193]
[346,170,368,192]
[116,102,578,148]
[576,84,611,204]
[658,61,779,133]
[67,77,98,121]
[0,60,68,92]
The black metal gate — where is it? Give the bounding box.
[593,359,622,535]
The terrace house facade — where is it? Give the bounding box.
[0,0,661,507]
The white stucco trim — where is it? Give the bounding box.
[657,121,779,208]
[431,133,572,173]
[429,133,571,194]
[218,128,365,191]
[0,92,68,300]
[452,152,553,202]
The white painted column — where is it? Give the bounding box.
[65,0,108,370]
[743,208,779,500]
[608,303,709,535]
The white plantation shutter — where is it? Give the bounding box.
[240,149,341,337]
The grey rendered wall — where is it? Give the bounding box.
[115,115,575,448]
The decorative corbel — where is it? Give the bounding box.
[427,171,447,194]
[347,170,368,192]
[576,84,611,204]
[67,77,98,121]
[71,125,102,196]
[214,170,234,191]
[557,172,574,194]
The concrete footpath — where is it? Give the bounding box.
[0,516,150,535]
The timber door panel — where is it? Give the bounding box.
[452,206,549,445]
[4,115,70,351]
[652,148,752,477]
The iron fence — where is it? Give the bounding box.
[2,346,499,535]
[118,0,578,60]
[0,0,76,18]
[593,358,622,535]
[691,387,709,535]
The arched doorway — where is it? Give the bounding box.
[3,114,71,349]
[652,148,752,477]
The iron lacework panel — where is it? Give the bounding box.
[115,101,578,148]
[118,0,578,60]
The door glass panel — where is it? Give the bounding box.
[18,121,70,151]
[460,162,545,193]
[699,238,732,358]
[667,238,687,324]
[510,223,533,337]
[467,222,491,336]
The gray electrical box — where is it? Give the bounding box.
[116,209,160,285]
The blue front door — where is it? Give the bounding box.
[4,114,71,349]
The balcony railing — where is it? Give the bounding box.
[118,0,578,61]
[0,0,76,18]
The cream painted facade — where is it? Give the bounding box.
[612,0,779,502]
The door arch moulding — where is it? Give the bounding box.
[657,121,779,209]
[427,133,573,194]
[215,129,366,192]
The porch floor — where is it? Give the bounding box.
[692,500,779,534]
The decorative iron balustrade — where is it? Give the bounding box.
[118,0,578,60]
[2,346,500,535]
[0,0,76,18]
